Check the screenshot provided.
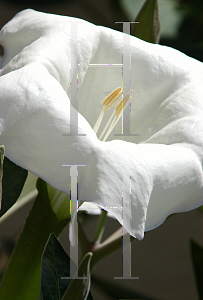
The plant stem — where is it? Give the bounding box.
[78,221,93,261]
[91,227,135,271]
[93,209,107,243]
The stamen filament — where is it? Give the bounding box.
[93,87,123,134]
[93,110,104,134]
[102,91,133,142]
[102,115,117,142]
[99,110,115,140]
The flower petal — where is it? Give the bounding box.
[102,140,203,238]
[0,9,203,240]
[0,62,99,191]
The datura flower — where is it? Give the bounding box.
[0,9,203,240]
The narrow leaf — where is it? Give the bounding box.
[131,0,161,44]
[62,252,93,300]
[0,178,69,300]
[0,156,28,217]
[190,239,203,299]
[41,233,76,300]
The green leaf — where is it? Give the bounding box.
[198,205,203,212]
[41,233,76,300]
[190,239,203,299]
[62,252,93,300]
[0,155,28,217]
[0,178,69,300]
[46,183,70,221]
[131,0,161,44]
[41,233,93,300]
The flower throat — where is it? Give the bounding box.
[93,87,133,141]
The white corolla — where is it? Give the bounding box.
[0,9,203,240]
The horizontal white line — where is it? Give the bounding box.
[77,63,123,67]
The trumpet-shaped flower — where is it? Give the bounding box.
[0,9,203,240]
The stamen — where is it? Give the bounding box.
[102,115,117,142]
[93,87,123,134]
[93,110,104,134]
[102,91,133,142]
[115,90,133,116]
[99,110,115,140]
[103,87,123,111]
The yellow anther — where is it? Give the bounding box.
[102,87,123,112]
[93,87,123,134]
[102,90,133,142]
[115,90,133,116]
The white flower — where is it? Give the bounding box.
[0,9,203,240]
